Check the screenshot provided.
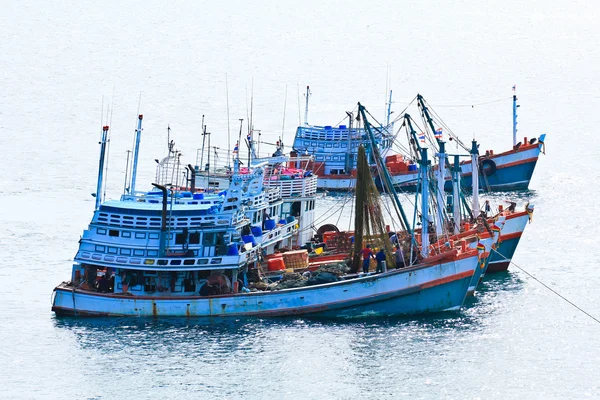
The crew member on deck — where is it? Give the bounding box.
[376,248,387,273]
[361,244,375,274]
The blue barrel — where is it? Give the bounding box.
[193,193,204,200]
[286,215,296,223]
[279,219,287,225]
[264,219,276,231]
[227,244,239,256]
[219,190,227,197]
[251,226,263,237]
[181,191,192,198]
[242,235,254,244]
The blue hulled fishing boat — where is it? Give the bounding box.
[52,108,484,318]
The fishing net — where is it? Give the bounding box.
[351,145,395,273]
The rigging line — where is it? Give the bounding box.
[104,88,116,202]
[491,248,600,325]
[428,96,512,108]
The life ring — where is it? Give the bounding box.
[479,158,496,176]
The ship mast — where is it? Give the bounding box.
[304,85,310,125]
[129,114,143,194]
[512,85,519,147]
[94,125,109,210]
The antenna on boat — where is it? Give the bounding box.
[281,84,288,145]
[129,114,144,194]
[512,84,519,147]
[304,85,311,125]
[226,74,232,170]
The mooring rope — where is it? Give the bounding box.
[492,248,600,324]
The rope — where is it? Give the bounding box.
[492,248,600,325]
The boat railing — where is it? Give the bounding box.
[265,175,317,198]
[75,247,260,271]
[94,208,244,230]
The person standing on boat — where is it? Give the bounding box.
[394,245,405,269]
[376,248,387,273]
[361,244,375,274]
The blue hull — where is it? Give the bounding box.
[487,236,521,273]
[458,159,537,191]
[53,254,479,318]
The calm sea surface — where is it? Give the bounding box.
[1,1,599,398]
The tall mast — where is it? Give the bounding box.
[435,141,446,237]
[512,85,518,146]
[199,115,206,170]
[471,139,480,217]
[420,147,430,258]
[359,103,411,233]
[417,94,442,148]
[452,155,461,232]
[129,114,143,194]
[95,125,110,210]
[304,85,310,125]
[123,150,131,194]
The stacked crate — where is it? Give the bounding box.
[282,250,309,269]
[324,231,354,254]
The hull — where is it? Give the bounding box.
[458,141,543,191]
[53,254,478,318]
[467,252,491,296]
[487,212,530,273]
[316,138,545,192]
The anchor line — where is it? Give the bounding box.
[491,248,600,325]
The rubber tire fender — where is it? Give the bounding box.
[479,158,497,176]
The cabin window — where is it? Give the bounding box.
[135,232,146,239]
[216,232,227,256]
[149,233,159,239]
[170,260,182,266]
[198,259,209,265]
[107,247,118,255]
[95,245,105,252]
[342,143,347,148]
[184,259,195,266]
[175,233,187,245]
[157,259,168,266]
[109,230,119,237]
[189,232,200,244]
[122,231,131,238]
[147,250,158,257]
[333,143,339,148]
[326,143,332,148]
[133,249,145,256]
[120,248,131,256]
[97,228,106,235]
[203,233,216,246]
